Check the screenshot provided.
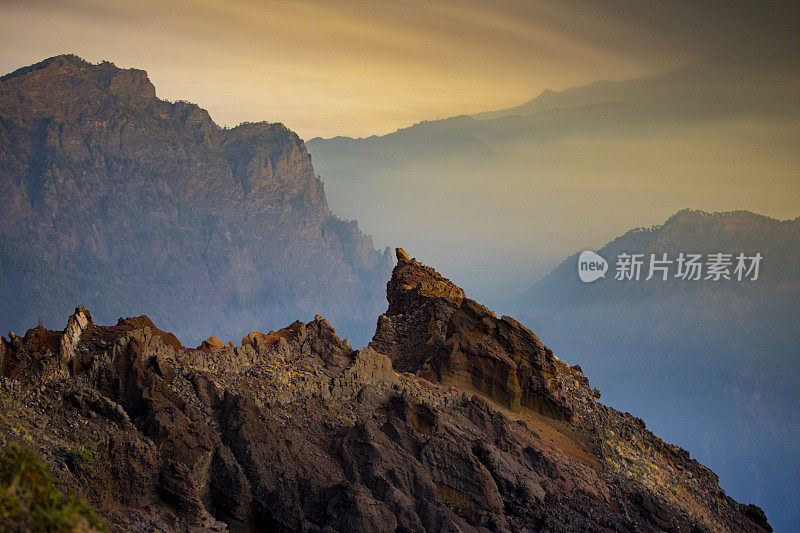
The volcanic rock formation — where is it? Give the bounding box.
[0,250,771,532]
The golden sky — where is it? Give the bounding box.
[1,0,797,139]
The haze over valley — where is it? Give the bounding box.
[308,56,800,301]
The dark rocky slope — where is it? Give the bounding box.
[0,55,391,347]
[0,249,770,531]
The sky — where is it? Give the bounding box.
[1,0,798,139]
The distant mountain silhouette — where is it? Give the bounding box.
[472,58,795,120]
[507,209,800,531]
[0,55,392,346]
[307,57,800,298]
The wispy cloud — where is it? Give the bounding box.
[1,0,797,138]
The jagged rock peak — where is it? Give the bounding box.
[387,247,465,315]
[374,250,593,424]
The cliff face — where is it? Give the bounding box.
[0,250,771,532]
[0,55,391,346]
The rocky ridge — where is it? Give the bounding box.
[0,249,771,531]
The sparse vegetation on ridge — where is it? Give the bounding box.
[0,442,106,532]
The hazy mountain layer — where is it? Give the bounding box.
[508,209,800,531]
[0,55,392,347]
[307,58,800,300]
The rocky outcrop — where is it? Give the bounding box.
[0,54,392,347]
[198,336,225,351]
[373,249,594,427]
[0,253,772,532]
[59,306,92,375]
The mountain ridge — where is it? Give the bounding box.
[0,248,772,532]
[0,54,392,347]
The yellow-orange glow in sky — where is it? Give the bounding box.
[0,0,796,139]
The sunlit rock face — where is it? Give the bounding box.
[372,248,592,423]
[0,54,392,347]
